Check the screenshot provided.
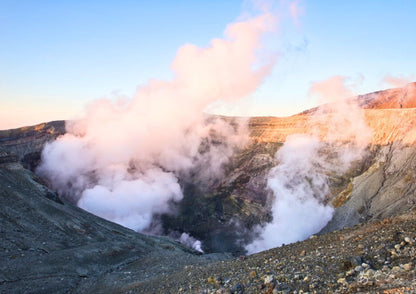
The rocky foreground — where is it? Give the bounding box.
[130,211,416,294]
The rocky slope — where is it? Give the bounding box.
[0,121,65,170]
[0,148,217,293]
[130,211,416,293]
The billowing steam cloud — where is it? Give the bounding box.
[246,76,371,253]
[38,12,276,236]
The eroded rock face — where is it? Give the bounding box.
[0,121,65,170]
[322,142,416,233]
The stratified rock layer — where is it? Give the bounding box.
[0,121,65,170]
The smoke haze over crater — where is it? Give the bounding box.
[38,10,277,235]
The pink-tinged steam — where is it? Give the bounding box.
[38,12,277,233]
[289,0,304,26]
[383,74,415,88]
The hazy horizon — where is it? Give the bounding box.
[1,0,415,129]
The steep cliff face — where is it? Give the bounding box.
[321,142,416,233]
[0,121,65,170]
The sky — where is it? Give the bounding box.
[1,0,415,129]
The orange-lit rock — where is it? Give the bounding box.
[249,83,416,145]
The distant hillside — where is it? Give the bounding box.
[358,82,416,109]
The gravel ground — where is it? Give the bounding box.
[127,210,416,293]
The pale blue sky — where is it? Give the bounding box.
[1,0,415,129]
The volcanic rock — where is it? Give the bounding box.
[0,148,212,293]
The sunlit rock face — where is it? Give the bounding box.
[0,121,65,170]
[250,82,416,145]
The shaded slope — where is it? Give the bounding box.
[0,149,209,293]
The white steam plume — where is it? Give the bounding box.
[246,76,371,254]
[38,11,277,234]
[179,233,204,253]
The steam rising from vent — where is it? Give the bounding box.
[246,76,371,253]
[179,233,204,253]
[38,12,276,235]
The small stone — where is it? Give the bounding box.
[249,270,257,278]
[303,276,309,282]
[207,276,216,284]
[276,282,290,291]
[231,284,244,294]
[355,266,363,272]
[337,278,346,284]
[76,268,88,277]
[264,275,274,284]
[401,263,413,271]
[394,244,401,251]
[357,244,364,250]
[404,237,413,244]
[362,263,370,269]
[392,266,401,272]
[363,269,375,278]
[346,269,355,277]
